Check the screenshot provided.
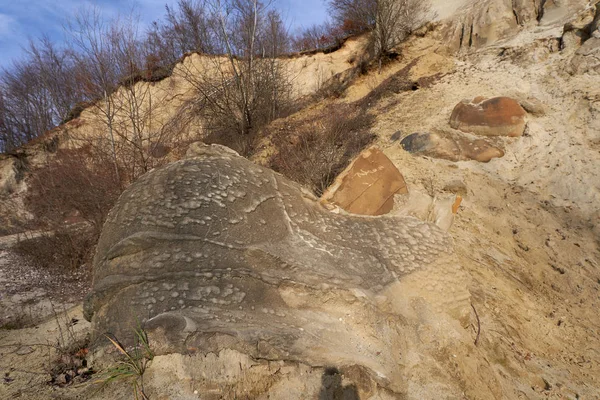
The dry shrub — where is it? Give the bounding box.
[14,149,121,271]
[268,104,376,196]
[202,126,261,158]
[14,231,96,271]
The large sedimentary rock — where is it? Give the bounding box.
[320,146,408,216]
[85,145,488,398]
[450,96,527,137]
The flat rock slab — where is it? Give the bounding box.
[320,146,408,215]
[450,96,527,137]
[84,145,476,396]
[401,131,505,162]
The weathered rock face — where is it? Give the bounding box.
[401,131,505,162]
[450,96,527,137]
[84,145,495,398]
[320,146,408,215]
[0,156,20,197]
[438,0,590,53]
[570,37,600,74]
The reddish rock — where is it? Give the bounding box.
[320,147,408,216]
[450,97,527,137]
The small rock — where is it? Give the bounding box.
[443,180,468,197]
[55,373,68,385]
[16,346,35,355]
[518,98,546,116]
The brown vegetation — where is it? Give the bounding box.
[268,103,376,196]
[327,0,434,60]
[14,149,121,271]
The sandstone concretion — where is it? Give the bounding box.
[401,131,505,162]
[320,146,408,215]
[450,96,527,137]
[84,145,476,397]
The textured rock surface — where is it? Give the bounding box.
[401,131,505,162]
[436,0,590,53]
[320,146,408,215]
[450,96,527,137]
[84,146,481,397]
[0,156,19,196]
[570,37,600,74]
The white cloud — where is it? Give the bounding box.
[0,13,17,36]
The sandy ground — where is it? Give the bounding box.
[0,247,90,329]
[355,22,600,399]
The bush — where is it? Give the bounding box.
[15,149,121,271]
[14,231,96,271]
[268,104,376,196]
[202,128,260,158]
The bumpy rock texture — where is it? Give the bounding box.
[450,96,527,137]
[320,146,408,215]
[84,146,485,398]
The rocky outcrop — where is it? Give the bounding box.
[400,131,505,162]
[320,147,408,215]
[570,37,600,74]
[561,2,600,51]
[82,145,500,398]
[437,0,590,53]
[0,155,21,197]
[450,96,527,137]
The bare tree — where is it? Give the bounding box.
[145,0,222,69]
[25,37,80,124]
[166,0,221,55]
[328,0,376,34]
[327,0,434,60]
[373,0,433,58]
[0,36,91,153]
[292,22,338,52]
[111,14,157,178]
[0,60,55,151]
[174,0,293,153]
[67,6,180,182]
[66,6,124,184]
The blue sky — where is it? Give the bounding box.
[0,0,328,68]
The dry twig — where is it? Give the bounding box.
[471,303,481,346]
